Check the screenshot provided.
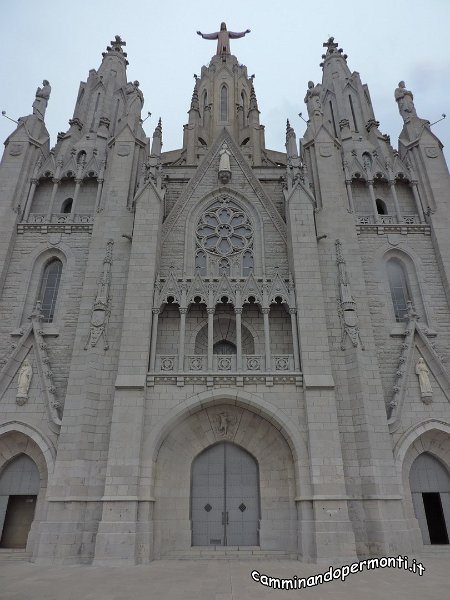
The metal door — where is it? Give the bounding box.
[191,442,260,546]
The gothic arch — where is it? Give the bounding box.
[0,423,55,556]
[188,310,261,355]
[0,421,56,477]
[183,187,265,276]
[142,388,310,486]
[147,392,302,557]
[394,421,450,549]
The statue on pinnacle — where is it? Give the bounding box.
[197,22,250,56]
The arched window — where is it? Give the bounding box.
[220,85,228,122]
[39,258,63,322]
[213,340,236,355]
[387,259,411,322]
[376,199,387,215]
[61,198,73,214]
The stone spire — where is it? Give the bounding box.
[249,84,259,112]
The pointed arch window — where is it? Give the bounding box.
[39,258,63,322]
[376,199,387,215]
[195,250,207,275]
[387,259,411,322]
[61,198,73,214]
[220,85,228,122]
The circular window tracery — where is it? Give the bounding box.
[196,198,253,258]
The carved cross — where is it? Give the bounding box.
[323,37,338,53]
[110,35,126,52]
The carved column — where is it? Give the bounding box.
[235,307,242,371]
[410,181,425,223]
[262,307,271,371]
[345,179,355,214]
[23,178,38,221]
[46,178,60,220]
[178,307,187,371]
[367,180,379,223]
[207,307,215,371]
[149,308,160,372]
[389,180,402,223]
[289,308,300,371]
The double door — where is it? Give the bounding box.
[191,442,260,546]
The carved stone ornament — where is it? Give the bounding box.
[84,240,114,351]
[335,240,364,351]
[213,410,238,439]
[16,357,33,405]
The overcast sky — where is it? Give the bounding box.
[2,0,449,162]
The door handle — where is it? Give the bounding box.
[226,511,229,524]
[221,511,229,525]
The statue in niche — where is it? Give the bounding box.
[32,80,51,119]
[16,358,33,405]
[304,81,323,118]
[197,22,250,56]
[415,357,433,401]
[395,81,417,122]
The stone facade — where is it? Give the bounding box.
[0,31,450,565]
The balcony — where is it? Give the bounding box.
[148,353,301,387]
[17,213,94,234]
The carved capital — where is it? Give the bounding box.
[206,307,215,315]
[179,307,188,315]
[261,307,270,315]
[152,308,160,315]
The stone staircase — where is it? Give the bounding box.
[163,546,296,560]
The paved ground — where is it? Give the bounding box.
[0,552,448,600]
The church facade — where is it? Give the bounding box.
[0,29,450,565]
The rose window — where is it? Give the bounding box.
[196,199,253,257]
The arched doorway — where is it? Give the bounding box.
[191,442,260,546]
[410,453,450,545]
[0,454,40,548]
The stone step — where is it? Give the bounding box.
[163,548,296,560]
[0,549,31,561]
[420,544,450,555]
